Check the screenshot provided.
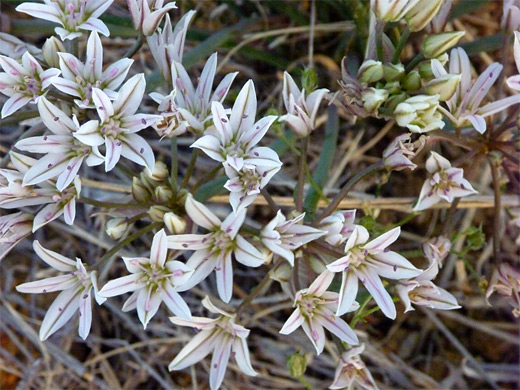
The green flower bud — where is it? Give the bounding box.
[287,351,309,378]
[423,31,466,59]
[358,60,384,83]
[384,92,408,111]
[163,212,187,234]
[402,71,422,91]
[361,87,389,113]
[383,63,405,82]
[132,177,151,202]
[105,218,130,240]
[424,74,461,101]
[155,185,174,203]
[405,0,443,32]
[148,205,170,222]
[383,81,401,95]
[42,37,65,68]
[269,262,292,283]
[301,67,318,93]
[145,161,169,181]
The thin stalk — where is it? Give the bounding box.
[170,137,178,192]
[488,158,502,263]
[181,149,199,189]
[376,21,385,62]
[124,33,144,58]
[92,222,162,270]
[392,27,410,64]
[237,270,275,320]
[80,197,148,209]
[405,53,425,73]
[441,198,461,236]
[260,188,280,213]
[314,161,384,224]
[308,0,316,68]
[296,136,309,212]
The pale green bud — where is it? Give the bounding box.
[163,212,187,234]
[155,185,174,203]
[301,67,318,93]
[132,177,151,202]
[402,71,421,91]
[145,161,169,181]
[394,94,444,133]
[287,351,309,378]
[106,218,130,240]
[358,60,384,83]
[383,63,405,82]
[384,92,408,111]
[423,31,466,59]
[383,81,401,95]
[362,87,389,113]
[405,0,443,32]
[148,205,170,222]
[424,74,461,101]
[42,37,65,68]
[269,262,292,283]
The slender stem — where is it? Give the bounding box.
[392,27,410,64]
[124,33,145,58]
[192,164,222,193]
[376,21,385,62]
[314,161,384,224]
[170,137,178,192]
[260,188,279,213]
[441,198,461,236]
[308,0,316,68]
[236,269,275,320]
[350,295,373,328]
[0,110,39,127]
[181,149,199,189]
[488,158,502,263]
[80,197,148,209]
[296,136,309,212]
[93,222,162,270]
[405,53,425,73]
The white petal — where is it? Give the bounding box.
[210,71,238,103]
[15,2,62,25]
[307,270,334,296]
[57,53,84,80]
[161,283,191,320]
[234,235,264,267]
[185,194,220,230]
[240,115,277,149]
[211,101,233,144]
[316,307,359,345]
[98,274,142,297]
[102,58,134,90]
[301,318,325,355]
[33,240,76,271]
[191,134,224,162]
[86,31,103,80]
[16,275,77,294]
[279,307,304,335]
[105,137,122,171]
[1,93,32,118]
[78,287,93,339]
[113,74,145,117]
[233,337,257,376]
[368,251,422,280]
[167,233,211,250]
[92,88,114,122]
[230,80,257,137]
[39,286,81,341]
[79,18,110,37]
[356,266,396,319]
[150,229,167,268]
[120,133,155,171]
[210,335,232,390]
[336,271,358,316]
[168,329,219,371]
[216,251,233,303]
[56,155,85,192]
[136,286,162,329]
[195,52,217,106]
[15,135,72,154]
[362,227,400,253]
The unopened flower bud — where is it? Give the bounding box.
[132,177,151,202]
[424,74,461,101]
[362,87,389,113]
[287,351,309,378]
[269,262,292,283]
[502,0,520,32]
[163,212,186,234]
[383,81,401,95]
[155,185,174,203]
[423,31,466,59]
[405,0,443,32]
[423,235,451,268]
[402,71,421,91]
[394,94,444,133]
[148,205,170,222]
[358,60,384,83]
[383,63,405,82]
[384,92,408,111]
[145,160,169,181]
[42,37,65,68]
[106,218,130,240]
[301,67,318,93]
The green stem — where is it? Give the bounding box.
[350,294,373,328]
[237,269,275,320]
[376,21,385,62]
[260,188,280,213]
[93,222,162,270]
[405,53,425,73]
[297,375,315,390]
[296,136,309,212]
[124,33,144,58]
[181,149,199,189]
[80,197,148,209]
[314,161,384,224]
[392,27,410,64]
[488,158,502,263]
[170,137,178,192]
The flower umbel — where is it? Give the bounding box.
[98,229,193,328]
[329,344,379,390]
[16,241,106,340]
[280,270,359,355]
[168,297,257,390]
